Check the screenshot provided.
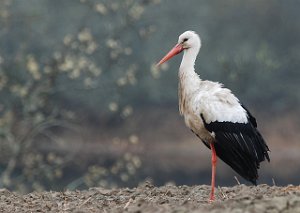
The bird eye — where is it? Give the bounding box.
[183,38,188,42]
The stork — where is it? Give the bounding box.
[157,31,270,201]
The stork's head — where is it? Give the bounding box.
[157,31,201,66]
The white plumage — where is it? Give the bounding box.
[177,31,249,143]
[157,30,270,201]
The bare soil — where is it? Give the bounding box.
[1,183,300,213]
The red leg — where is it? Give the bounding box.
[209,142,217,202]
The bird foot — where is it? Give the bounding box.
[208,195,215,203]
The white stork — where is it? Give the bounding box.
[157,31,270,201]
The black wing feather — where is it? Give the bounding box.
[200,113,270,185]
[241,104,257,127]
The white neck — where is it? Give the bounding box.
[179,46,201,78]
[178,47,201,115]
[178,46,202,106]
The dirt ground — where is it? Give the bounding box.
[1,183,300,213]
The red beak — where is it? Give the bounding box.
[157,44,184,66]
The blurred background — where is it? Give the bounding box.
[0,0,299,193]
